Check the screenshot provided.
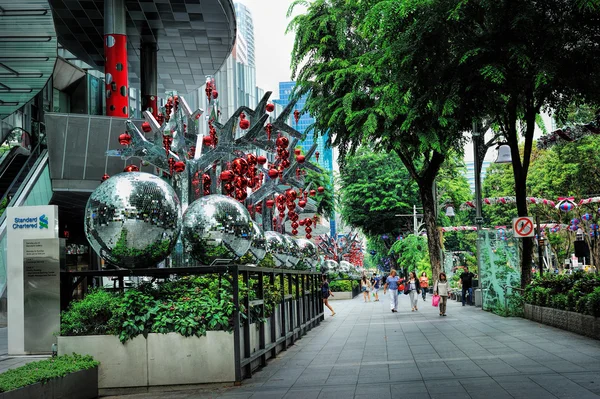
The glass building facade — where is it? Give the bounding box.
[234,3,256,67]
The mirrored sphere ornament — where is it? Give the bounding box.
[322,260,339,273]
[85,172,182,268]
[340,260,353,273]
[296,238,318,270]
[181,195,253,264]
[248,222,267,262]
[282,235,300,268]
[265,231,288,268]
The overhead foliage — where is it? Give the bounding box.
[304,165,335,218]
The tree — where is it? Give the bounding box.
[337,148,420,236]
[304,165,335,218]
[450,0,600,286]
[288,0,472,280]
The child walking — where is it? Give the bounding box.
[434,273,451,316]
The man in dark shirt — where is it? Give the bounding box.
[460,267,475,306]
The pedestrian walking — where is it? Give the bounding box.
[407,271,421,311]
[383,269,401,312]
[361,275,372,302]
[419,272,429,301]
[371,273,381,301]
[321,275,336,316]
[434,273,451,316]
[460,266,475,306]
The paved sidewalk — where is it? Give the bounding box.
[0,328,50,373]
[106,294,600,399]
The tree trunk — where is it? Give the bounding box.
[420,183,442,281]
[513,161,532,287]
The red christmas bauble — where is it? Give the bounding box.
[268,169,279,179]
[231,158,249,175]
[224,183,234,193]
[202,136,213,146]
[239,119,250,130]
[255,205,262,214]
[124,164,139,172]
[280,149,290,159]
[294,148,301,156]
[306,234,312,240]
[305,219,313,227]
[277,205,285,213]
[101,173,110,182]
[234,176,248,189]
[246,153,257,165]
[287,210,297,219]
[235,189,247,201]
[292,229,299,235]
[257,155,267,165]
[220,170,235,182]
[203,174,211,185]
[291,222,299,229]
[299,219,306,226]
[305,226,312,234]
[212,90,218,99]
[296,155,305,164]
[317,186,325,193]
[310,189,317,197]
[266,103,275,112]
[173,161,186,173]
[119,132,132,146]
[281,159,291,169]
[141,122,152,133]
[266,199,275,208]
[286,188,297,201]
[276,136,289,148]
[298,200,307,208]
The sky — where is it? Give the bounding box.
[238,0,306,98]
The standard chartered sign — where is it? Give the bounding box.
[12,214,49,230]
[6,205,58,355]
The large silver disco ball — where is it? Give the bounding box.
[248,222,267,262]
[297,239,318,269]
[265,231,288,267]
[282,235,300,268]
[322,260,339,273]
[340,260,354,272]
[181,195,253,264]
[85,172,182,268]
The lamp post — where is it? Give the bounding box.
[472,121,486,310]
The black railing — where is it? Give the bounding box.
[60,265,324,383]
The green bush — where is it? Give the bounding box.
[524,273,600,316]
[60,290,122,337]
[329,280,354,292]
[0,354,98,393]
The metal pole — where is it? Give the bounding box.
[413,204,418,236]
[473,122,485,310]
[536,214,544,277]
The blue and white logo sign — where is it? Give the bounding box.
[12,214,49,230]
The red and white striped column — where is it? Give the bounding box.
[104,0,128,117]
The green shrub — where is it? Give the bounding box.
[329,280,353,292]
[60,290,122,336]
[0,354,98,393]
[525,273,600,316]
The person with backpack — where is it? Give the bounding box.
[321,274,336,316]
[434,273,451,316]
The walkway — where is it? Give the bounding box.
[0,328,48,373]
[106,294,600,399]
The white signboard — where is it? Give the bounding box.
[513,217,535,238]
[6,205,58,355]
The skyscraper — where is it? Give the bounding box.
[234,2,256,67]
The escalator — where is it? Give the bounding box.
[0,147,29,198]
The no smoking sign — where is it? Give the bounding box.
[513,217,535,238]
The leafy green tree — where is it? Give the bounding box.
[389,235,430,277]
[338,148,419,236]
[304,165,335,218]
[288,0,473,279]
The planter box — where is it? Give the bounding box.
[524,305,600,341]
[330,291,353,300]
[58,332,234,389]
[0,367,98,399]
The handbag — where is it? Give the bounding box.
[403,285,410,295]
[432,294,440,307]
[397,283,405,292]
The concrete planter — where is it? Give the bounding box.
[58,332,234,389]
[524,304,600,340]
[0,367,98,399]
[330,291,353,300]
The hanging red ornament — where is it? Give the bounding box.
[305,219,313,227]
[124,164,139,172]
[234,176,248,189]
[246,153,257,165]
[212,90,218,99]
[255,204,262,214]
[203,173,211,186]
[157,113,165,125]
[305,226,312,234]
[306,233,312,240]
[239,119,250,130]
[257,155,267,165]
[220,170,235,182]
[265,123,273,141]
[315,151,320,162]
[296,155,305,164]
[291,222,299,229]
[268,169,279,179]
[299,219,306,226]
[101,173,110,182]
[205,82,213,100]
[203,189,211,196]
[293,109,300,123]
[309,189,317,197]
[286,188,297,201]
[277,205,285,213]
[173,161,186,173]
[266,103,275,112]
[235,189,247,201]
[188,146,196,159]
[317,186,325,193]
[280,149,290,159]
[281,159,291,169]
[119,132,132,146]
[292,229,299,235]
[298,200,307,208]
[266,199,275,208]
[231,158,249,175]
[141,122,152,133]
[276,136,289,148]
[294,148,301,156]
[224,183,234,193]
[313,214,319,225]
[202,136,213,147]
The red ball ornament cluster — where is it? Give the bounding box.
[164,95,178,123]
[202,119,218,149]
[301,217,313,240]
[274,135,291,176]
[192,172,212,198]
[119,132,132,146]
[220,154,263,202]
[124,164,139,173]
[239,112,250,130]
[141,122,152,133]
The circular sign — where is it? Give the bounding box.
[514,217,534,238]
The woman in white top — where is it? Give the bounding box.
[407,271,421,311]
[361,275,371,302]
[434,272,451,316]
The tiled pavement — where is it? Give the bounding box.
[104,294,600,398]
[0,327,50,373]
